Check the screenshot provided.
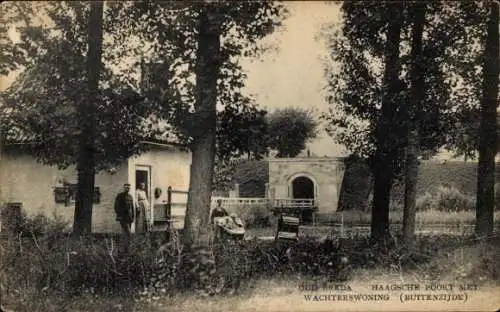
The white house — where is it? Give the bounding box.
[0,141,191,233]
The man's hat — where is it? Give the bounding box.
[124,183,131,186]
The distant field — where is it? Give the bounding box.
[392,160,500,199]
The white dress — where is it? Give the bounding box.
[135,189,149,233]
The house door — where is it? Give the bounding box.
[135,165,152,229]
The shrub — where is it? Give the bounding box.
[0,213,184,303]
[21,213,71,237]
[416,185,475,212]
[435,185,475,212]
[416,192,435,211]
[0,206,70,237]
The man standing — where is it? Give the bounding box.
[114,183,135,252]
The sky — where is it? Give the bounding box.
[240,1,346,157]
[0,2,347,157]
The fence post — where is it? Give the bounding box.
[234,183,239,197]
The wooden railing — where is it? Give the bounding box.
[211,197,317,209]
[271,198,316,209]
[153,186,188,230]
[270,198,318,224]
[211,197,269,206]
[152,186,318,231]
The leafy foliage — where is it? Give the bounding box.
[440,2,490,159]
[108,1,287,149]
[320,1,495,243]
[338,156,372,212]
[267,107,319,158]
[0,2,160,171]
[2,210,500,309]
[217,104,269,162]
[212,160,236,193]
[321,1,488,165]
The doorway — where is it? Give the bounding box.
[135,168,150,196]
[292,176,314,199]
[291,176,315,223]
[135,165,152,230]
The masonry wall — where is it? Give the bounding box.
[268,158,345,213]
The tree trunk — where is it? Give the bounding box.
[73,1,103,237]
[370,3,403,245]
[476,1,499,238]
[182,6,221,249]
[403,3,426,247]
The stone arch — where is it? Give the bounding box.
[287,172,317,224]
[287,172,318,199]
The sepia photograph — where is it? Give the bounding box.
[0,1,499,311]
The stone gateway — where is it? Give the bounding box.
[268,157,346,215]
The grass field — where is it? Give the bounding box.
[315,209,500,225]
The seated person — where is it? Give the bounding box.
[210,199,229,224]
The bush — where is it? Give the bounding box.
[0,213,184,303]
[416,185,475,212]
[210,237,356,287]
[416,192,435,211]
[211,235,465,285]
[0,206,70,237]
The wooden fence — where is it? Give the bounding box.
[152,187,318,230]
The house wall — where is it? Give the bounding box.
[127,145,191,230]
[0,145,192,233]
[268,157,345,213]
[0,149,128,232]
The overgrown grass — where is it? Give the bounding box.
[2,210,500,312]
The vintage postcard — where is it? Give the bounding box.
[0,1,499,311]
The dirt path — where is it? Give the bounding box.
[151,277,500,312]
[237,281,500,312]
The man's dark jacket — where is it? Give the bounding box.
[114,191,134,223]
